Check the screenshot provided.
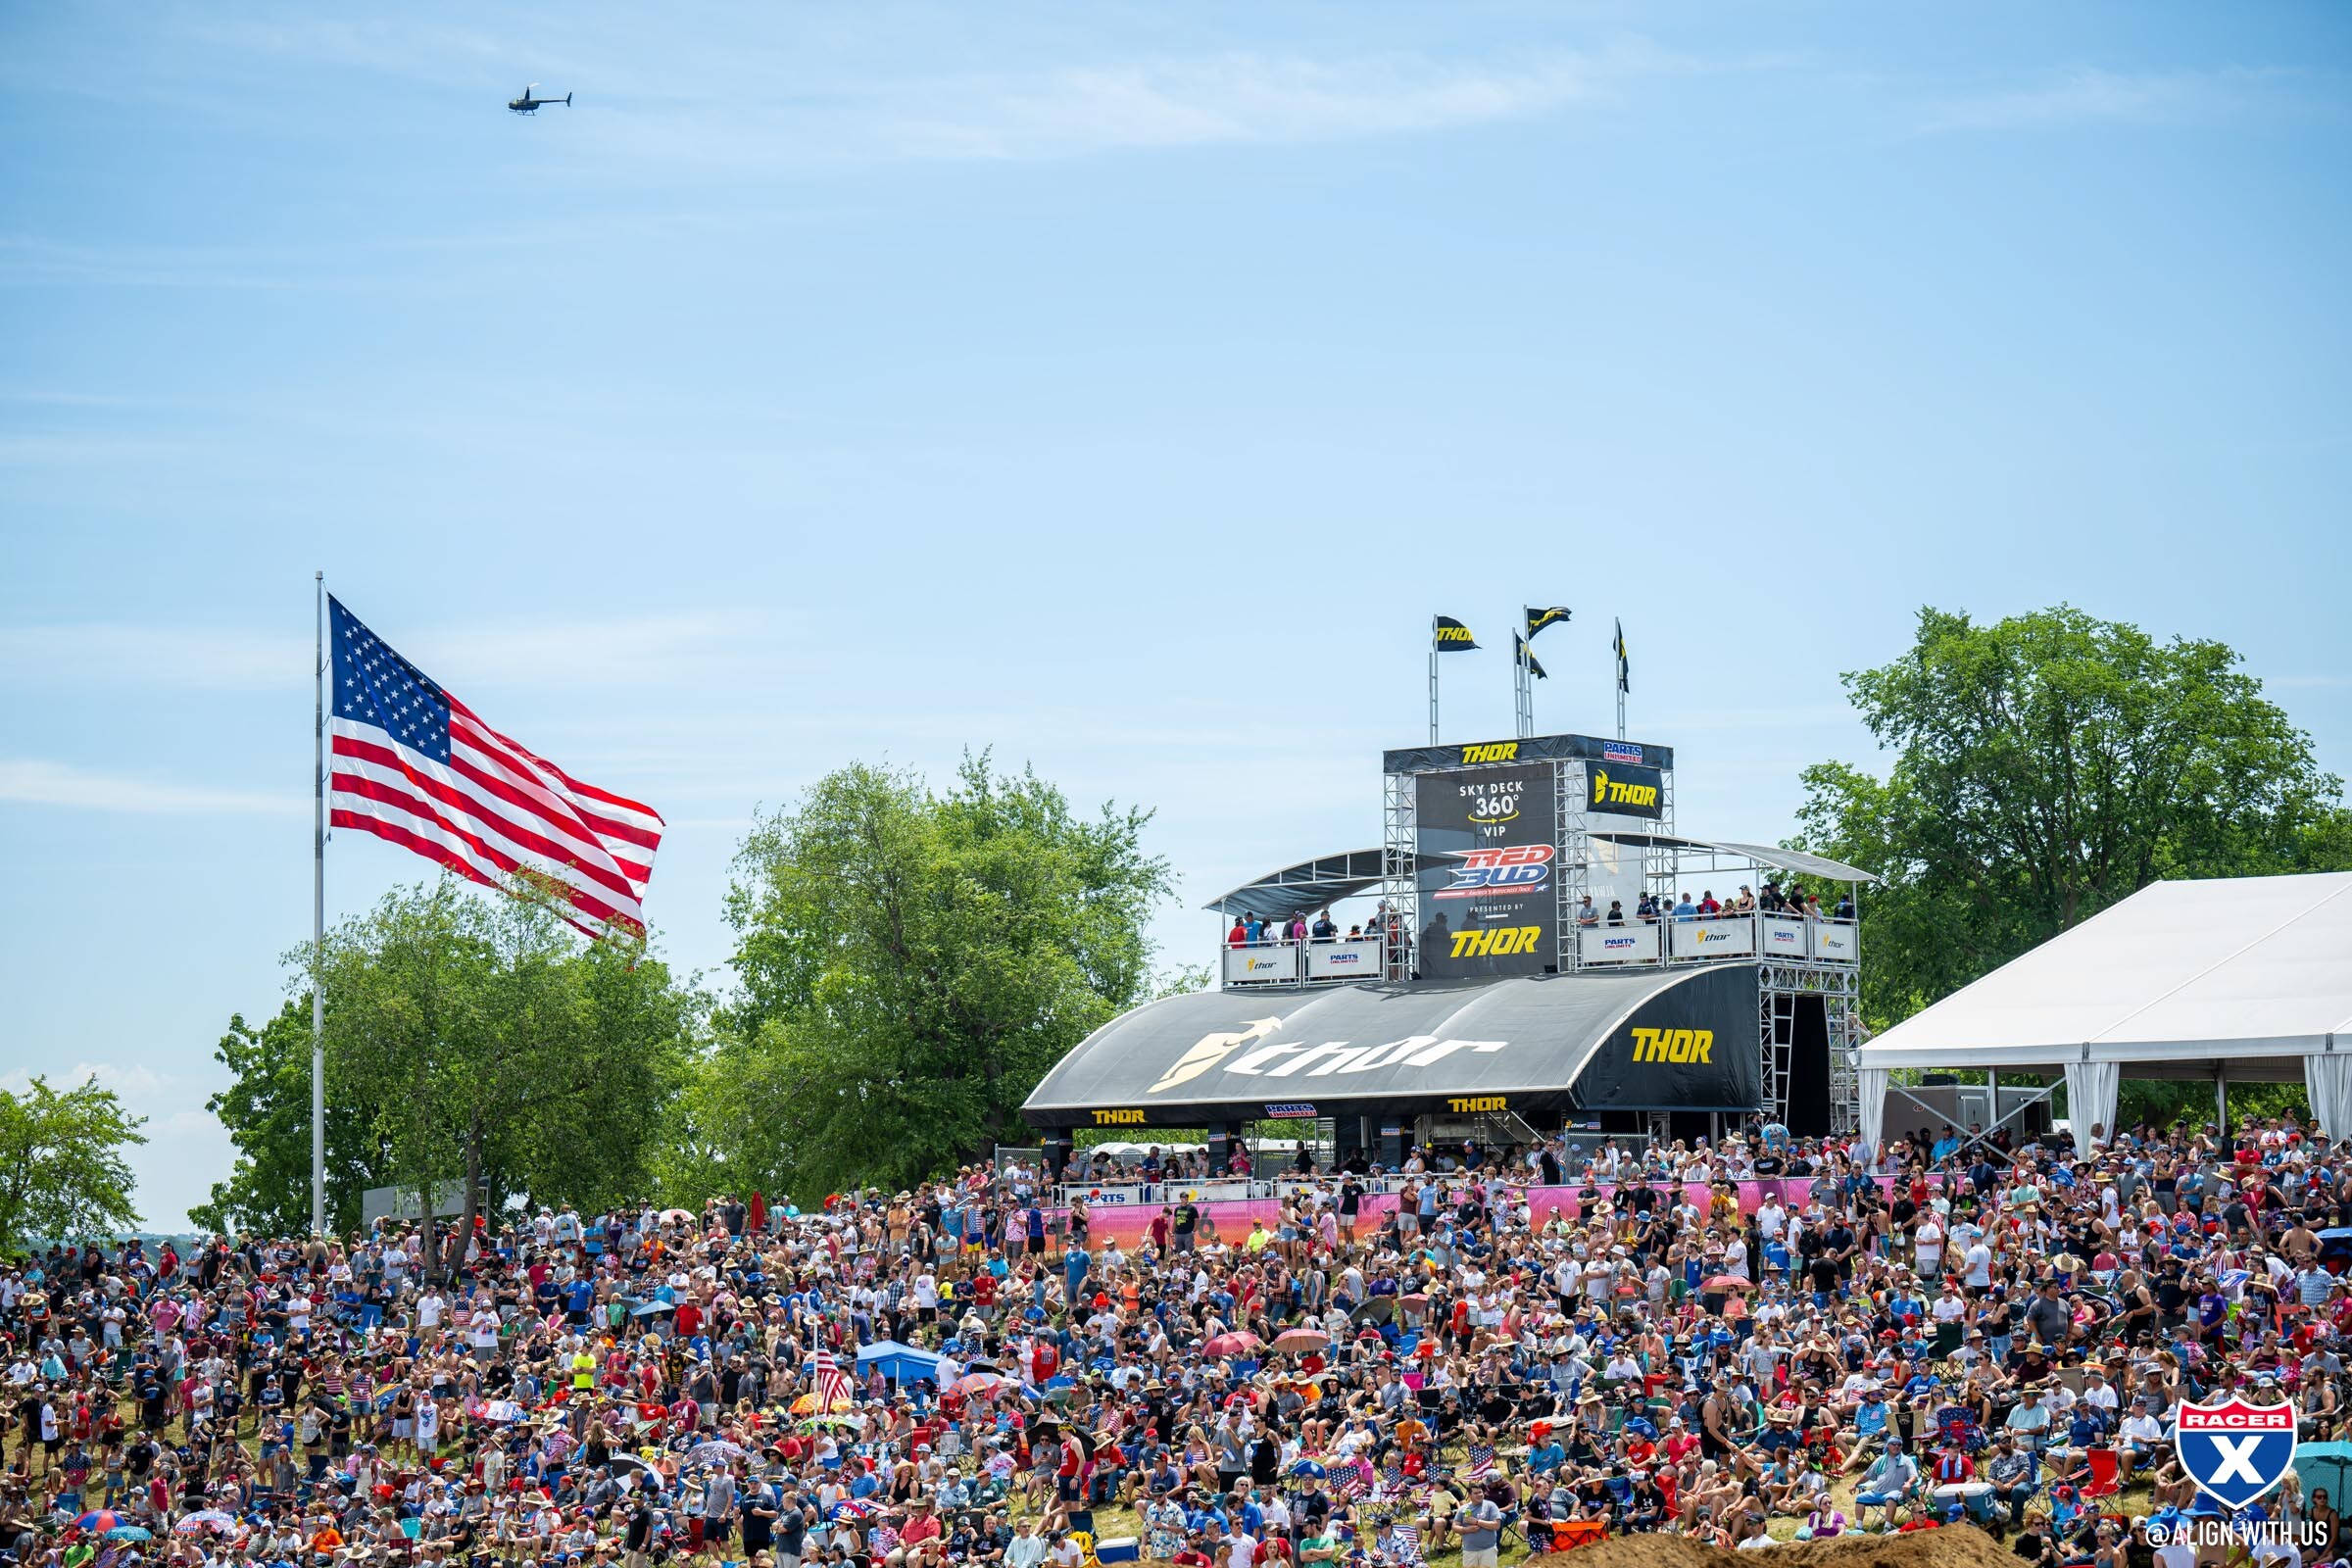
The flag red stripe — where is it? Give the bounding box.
[331,807,501,893]
[449,696,665,832]
[330,808,613,940]
[332,734,643,912]
[328,769,642,932]
[441,734,655,883]
[449,710,665,858]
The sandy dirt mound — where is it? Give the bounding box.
[1525,1524,2013,1568]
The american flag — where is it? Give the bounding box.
[1463,1441,1495,1480]
[812,1347,854,1412]
[327,597,662,936]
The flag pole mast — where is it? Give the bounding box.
[312,570,326,1237]
[1428,614,1439,745]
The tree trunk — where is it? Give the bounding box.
[448,1120,484,1282]
[418,1176,440,1285]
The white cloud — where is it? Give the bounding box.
[0,1060,172,1098]
[1917,67,2277,134]
[886,52,1622,161]
[0,610,768,692]
[0,624,310,689]
[0,759,300,817]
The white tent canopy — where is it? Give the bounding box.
[1854,871,2352,1148]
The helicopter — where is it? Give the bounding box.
[508,83,572,115]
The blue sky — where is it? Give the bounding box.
[4,3,2348,1230]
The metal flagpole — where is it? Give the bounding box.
[1428,614,1439,745]
[1614,617,1627,741]
[1513,635,1531,738]
[313,570,326,1236]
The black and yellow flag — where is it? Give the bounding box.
[1525,605,1572,640]
[1434,616,1479,652]
[1613,616,1631,693]
[1513,632,1548,680]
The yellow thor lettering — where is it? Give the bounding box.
[1628,1027,1714,1063]
[1447,1096,1508,1113]
[1448,925,1543,958]
[1590,767,1659,808]
[1460,742,1518,762]
[1092,1108,1146,1125]
[1437,627,1477,644]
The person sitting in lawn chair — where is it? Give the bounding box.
[1855,1439,1923,1529]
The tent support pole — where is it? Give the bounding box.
[1881,1079,2052,1166]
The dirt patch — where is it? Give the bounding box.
[1525,1524,2014,1568]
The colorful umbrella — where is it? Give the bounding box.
[174,1513,238,1537]
[1702,1275,1747,1292]
[106,1529,153,1544]
[659,1207,699,1225]
[790,1392,857,1416]
[1202,1331,1261,1358]
[1272,1328,1329,1353]
[74,1514,125,1537]
[948,1372,1012,1397]
[686,1440,747,1466]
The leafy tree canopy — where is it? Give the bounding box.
[312,876,701,1262]
[1797,605,2352,1027]
[188,997,387,1238]
[703,753,1170,1200]
[0,1075,145,1254]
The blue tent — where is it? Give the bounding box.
[856,1340,945,1385]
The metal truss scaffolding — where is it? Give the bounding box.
[1758,960,1862,1134]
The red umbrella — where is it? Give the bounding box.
[1272,1328,1329,1353]
[1203,1331,1262,1358]
[1702,1274,1749,1291]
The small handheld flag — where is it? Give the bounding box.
[1524,606,1572,640]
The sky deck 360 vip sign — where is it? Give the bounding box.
[1417,761,1558,978]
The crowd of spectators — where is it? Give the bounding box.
[1574,883,1855,931]
[4,1113,2349,1568]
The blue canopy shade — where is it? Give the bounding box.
[856,1340,945,1385]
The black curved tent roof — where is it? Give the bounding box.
[1202,849,1388,921]
[1023,964,1762,1128]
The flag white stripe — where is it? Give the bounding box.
[331,720,646,925]
[452,706,666,840]
[333,716,641,898]
[330,787,643,930]
[447,720,656,891]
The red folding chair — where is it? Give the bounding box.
[2082,1447,2121,1500]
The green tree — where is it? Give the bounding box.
[312,876,700,1268]
[0,1075,146,1253]
[188,998,390,1237]
[710,754,1170,1200]
[1797,606,2352,1027]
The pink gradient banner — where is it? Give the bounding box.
[1054,1178,1878,1250]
